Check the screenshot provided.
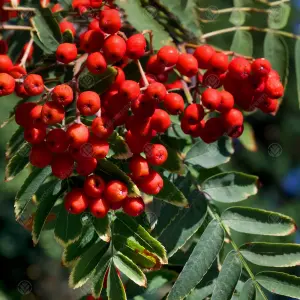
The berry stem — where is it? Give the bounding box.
[2,6,36,12]
[255,0,290,6]
[181,80,193,104]
[142,30,154,54]
[137,60,149,87]
[197,6,269,15]
[19,38,34,69]
[0,24,34,31]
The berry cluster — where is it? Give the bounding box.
[0,0,284,219]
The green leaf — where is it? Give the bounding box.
[167,220,224,300]
[93,215,111,242]
[63,226,99,267]
[158,190,207,258]
[230,31,253,56]
[238,122,257,152]
[78,67,117,94]
[185,137,234,169]
[114,212,168,264]
[229,0,252,26]
[202,172,258,203]
[108,261,127,300]
[5,127,24,159]
[31,8,62,52]
[32,180,66,244]
[295,39,300,108]
[70,240,109,288]
[256,271,300,299]
[155,175,189,207]
[96,159,140,197]
[240,243,300,267]
[62,29,74,43]
[115,0,173,50]
[54,205,83,246]
[186,281,215,300]
[108,132,132,160]
[5,142,31,181]
[58,0,72,9]
[211,251,242,300]
[268,4,291,29]
[238,279,256,300]
[114,252,147,287]
[221,207,297,236]
[15,166,52,219]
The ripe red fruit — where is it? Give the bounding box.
[146,55,165,75]
[46,129,69,153]
[30,142,53,168]
[265,78,284,99]
[126,33,146,60]
[89,18,102,31]
[76,157,97,176]
[129,155,149,178]
[89,134,110,160]
[103,35,126,63]
[111,66,125,89]
[193,45,216,69]
[56,43,77,64]
[77,91,101,116]
[0,40,8,54]
[201,88,221,111]
[99,9,121,34]
[209,52,229,73]
[51,153,74,179]
[72,0,91,10]
[183,103,205,125]
[218,91,234,113]
[92,116,114,139]
[28,105,43,128]
[139,170,164,195]
[9,65,27,79]
[251,58,271,77]
[163,93,184,115]
[145,144,168,166]
[59,20,76,36]
[89,197,110,218]
[80,30,105,53]
[139,74,156,88]
[110,201,123,211]
[126,115,152,137]
[15,102,36,128]
[258,97,278,114]
[181,118,204,137]
[0,73,15,96]
[150,109,171,133]
[157,46,179,67]
[131,94,156,118]
[86,52,107,74]
[228,57,251,80]
[15,83,29,98]
[0,55,13,72]
[222,108,244,132]
[67,123,89,147]
[228,124,244,138]
[201,117,225,144]
[52,3,63,12]
[84,174,106,198]
[119,80,140,102]
[145,82,167,103]
[52,84,74,106]
[202,70,224,89]
[24,126,46,144]
[64,189,89,214]
[123,197,145,217]
[125,130,150,154]
[42,101,65,125]
[104,180,128,203]
[176,54,199,77]
[24,74,44,96]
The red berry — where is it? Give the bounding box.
[88,18,102,32]
[104,180,128,203]
[84,174,106,198]
[209,52,229,73]
[139,170,164,195]
[193,45,216,69]
[59,20,76,36]
[51,153,74,179]
[76,157,97,176]
[15,102,36,128]
[46,128,69,153]
[126,33,146,60]
[89,134,110,160]
[265,78,284,99]
[150,109,171,133]
[9,65,27,79]
[125,130,150,154]
[77,91,101,116]
[202,70,224,88]
[228,124,244,138]
[103,35,126,63]
[251,58,271,77]
[145,82,167,103]
[222,108,244,132]
[163,93,184,115]
[139,74,156,88]
[99,9,121,34]
[258,97,278,114]
[24,74,44,96]
[110,201,123,210]
[0,54,13,72]
[29,105,44,127]
[267,69,280,80]
[24,126,46,144]
[201,88,221,111]
[64,189,89,214]
[228,57,251,80]
[56,43,77,64]
[201,117,225,143]
[0,73,15,96]
[145,143,168,166]
[30,142,53,168]
[119,80,140,102]
[218,91,234,113]
[181,118,205,137]
[183,103,205,125]
[129,155,149,179]
[86,52,107,75]
[67,123,89,147]
[42,101,65,125]
[80,30,105,53]
[131,94,156,118]
[157,46,179,67]
[146,55,165,75]
[89,197,110,218]
[123,197,145,217]
[126,115,152,137]
[15,83,29,98]
[92,116,114,139]
[111,66,125,89]
[52,3,63,13]
[52,84,74,106]
[176,54,198,77]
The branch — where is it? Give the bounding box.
[137,60,149,87]
[0,24,34,31]
[19,38,34,69]
[255,0,290,6]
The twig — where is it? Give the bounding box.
[137,60,149,87]
[19,38,34,69]
[142,30,154,54]
[255,0,290,6]
[2,6,35,12]
[0,25,34,31]
[197,7,269,14]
